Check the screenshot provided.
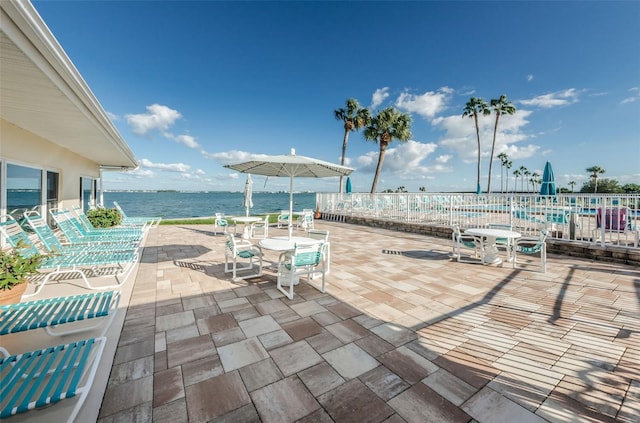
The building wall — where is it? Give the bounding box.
[1,118,100,210]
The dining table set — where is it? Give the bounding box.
[464,227,522,265]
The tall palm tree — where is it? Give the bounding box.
[334,98,371,193]
[586,166,606,193]
[462,97,490,194]
[497,152,508,193]
[531,171,540,192]
[487,95,516,193]
[513,169,521,193]
[363,107,412,193]
[523,169,531,192]
[568,180,576,192]
[505,160,512,193]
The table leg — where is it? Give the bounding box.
[482,236,502,264]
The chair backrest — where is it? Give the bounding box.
[72,205,96,230]
[22,211,64,252]
[49,209,84,242]
[0,215,41,258]
[216,218,229,227]
[113,201,128,219]
[307,229,329,242]
[292,242,324,267]
[486,223,512,230]
[520,230,548,254]
[596,208,627,232]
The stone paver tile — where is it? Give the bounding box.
[371,322,416,346]
[487,374,547,412]
[423,368,477,407]
[323,343,379,379]
[218,296,252,313]
[98,402,153,423]
[212,327,246,347]
[218,338,270,372]
[166,334,216,368]
[270,340,324,376]
[388,382,471,423]
[99,376,154,418]
[318,378,394,423]
[355,334,396,358]
[210,403,261,423]
[196,313,238,335]
[297,408,335,423]
[185,371,251,422]
[254,298,290,315]
[118,324,155,347]
[153,398,187,423]
[155,331,166,353]
[155,350,167,372]
[166,324,199,344]
[154,366,185,407]
[617,380,640,423]
[182,294,216,310]
[311,310,343,326]
[290,300,328,317]
[326,302,362,319]
[378,346,439,384]
[182,355,224,386]
[113,339,155,365]
[232,306,261,322]
[258,328,294,350]
[156,310,195,332]
[281,316,324,341]
[298,362,346,396]
[463,387,548,423]
[108,355,154,387]
[239,315,281,338]
[239,358,284,392]
[306,330,344,354]
[325,319,371,343]
[433,349,499,389]
[359,365,410,401]
[251,376,320,423]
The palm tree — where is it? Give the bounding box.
[462,97,490,194]
[363,107,412,193]
[518,166,528,192]
[334,98,371,193]
[523,169,531,192]
[568,180,576,192]
[419,186,426,192]
[505,160,512,193]
[487,95,516,193]
[513,169,521,193]
[531,171,540,192]
[586,166,606,193]
[497,152,508,193]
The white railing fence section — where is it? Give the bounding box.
[316,193,640,249]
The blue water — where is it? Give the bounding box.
[103,191,317,219]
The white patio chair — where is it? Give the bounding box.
[297,211,314,230]
[512,229,548,272]
[250,215,270,239]
[277,242,326,300]
[224,233,263,281]
[451,225,484,264]
[214,213,236,235]
[307,229,330,274]
[277,210,290,229]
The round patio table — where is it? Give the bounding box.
[231,216,263,239]
[464,228,521,264]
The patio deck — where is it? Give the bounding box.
[5,221,639,422]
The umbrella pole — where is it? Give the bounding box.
[289,176,294,239]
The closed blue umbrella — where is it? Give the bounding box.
[539,161,556,195]
[345,177,352,193]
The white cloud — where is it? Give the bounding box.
[395,87,451,119]
[106,111,119,121]
[526,74,534,82]
[203,149,270,164]
[175,134,199,149]
[356,140,438,176]
[195,169,206,175]
[370,87,390,109]
[138,158,190,172]
[620,87,640,104]
[436,155,452,163]
[435,110,534,161]
[125,104,182,135]
[520,88,580,108]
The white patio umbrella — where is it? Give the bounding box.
[243,174,253,216]
[225,148,354,238]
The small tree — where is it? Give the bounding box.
[568,180,576,192]
[334,98,371,193]
[586,166,606,193]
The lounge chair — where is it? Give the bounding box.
[49,209,143,244]
[0,219,139,298]
[112,201,162,227]
[224,233,262,281]
[0,336,106,422]
[451,225,484,264]
[22,212,138,253]
[0,291,120,338]
[277,242,327,300]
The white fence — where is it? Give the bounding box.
[316,193,640,249]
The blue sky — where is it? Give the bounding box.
[34,1,639,193]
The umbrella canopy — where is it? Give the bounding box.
[539,161,556,196]
[345,177,352,194]
[225,149,354,238]
[243,174,253,216]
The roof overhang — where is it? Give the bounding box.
[0,0,138,169]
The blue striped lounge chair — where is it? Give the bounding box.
[112,201,161,227]
[49,209,143,244]
[0,219,139,299]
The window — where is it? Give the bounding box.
[80,177,95,211]
[6,163,42,219]
[46,171,59,226]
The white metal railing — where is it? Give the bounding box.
[316,193,640,249]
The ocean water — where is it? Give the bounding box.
[103,191,317,219]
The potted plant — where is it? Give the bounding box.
[0,245,46,305]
